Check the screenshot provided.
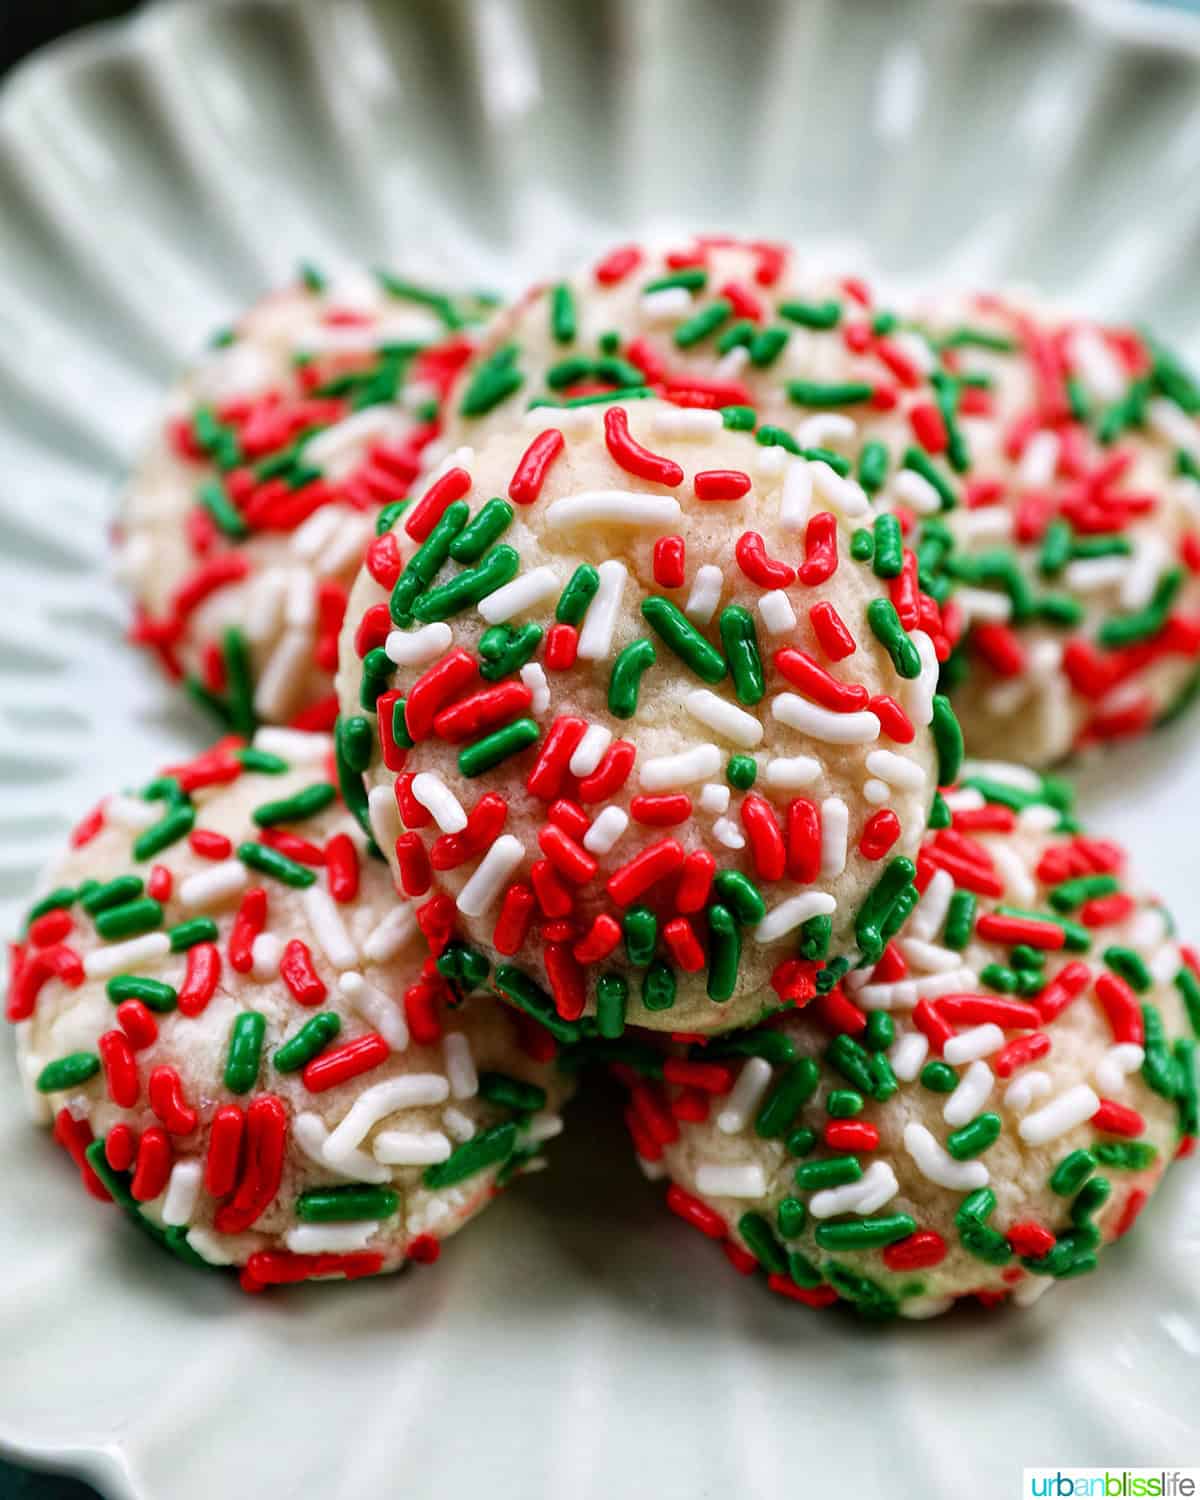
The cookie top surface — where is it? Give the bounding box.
[10,732,569,1290]
[606,764,1197,1319]
[335,397,961,1034]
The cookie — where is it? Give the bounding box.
[335,396,961,1034]
[608,763,1196,1318]
[9,733,569,1291]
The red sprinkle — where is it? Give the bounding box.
[808,600,856,661]
[228,887,267,974]
[799,511,839,586]
[303,1034,390,1093]
[131,1126,172,1202]
[653,535,686,589]
[99,1029,139,1108]
[882,1229,947,1271]
[630,793,692,827]
[1091,1098,1145,1137]
[666,1183,727,1238]
[606,839,685,906]
[544,622,579,671]
[786,798,821,883]
[148,1065,198,1135]
[214,1095,288,1232]
[493,882,535,955]
[406,649,479,742]
[280,938,327,1006]
[993,1031,1051,1077]
[735,530,795,589]
[404,466,472,542]
[662,916,706,973]
[115,999,158,1050]
[1094,971,1144,1044]
[177,942,222,1017]
[508,428,565,505]
[1006,1221,1056,1258]
[603,405,684,487]
[974,912,1065,950]
[676,849,716,913]
[741,794,786,880]
[694,468,751,501]
[859,809,900,860]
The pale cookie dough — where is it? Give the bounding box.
[611,763,1197,1318]
[8,734,569,1292]
[334,396,962,1035]
[118,265,487,730]
[908,289,1200,764]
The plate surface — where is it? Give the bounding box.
[2,2,1200,1496]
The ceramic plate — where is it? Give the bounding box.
[2,2,1200,1496]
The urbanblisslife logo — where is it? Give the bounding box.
[1024,1472,1199,1498]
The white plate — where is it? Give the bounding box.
[2,1,1200,1496]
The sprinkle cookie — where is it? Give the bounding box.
[118,267,486,732]
[607,764,1196,1318]
[8,734,569,1291]
[335,397,961,1034]
[906,291,1200,764]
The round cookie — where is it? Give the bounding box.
[335,396,962,1035]
[8,733,569,1292]
[118,265,487,730]
[909,289,1200,764]
[610,764,1197,1319]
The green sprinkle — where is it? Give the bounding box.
[643,268,706,294]
[1039,519,1073,577]
[800,446,851,476]
[334,715,373,838]
[1094,1140,1157,1171]
[275,1012,341,1072]
[798,913,832,962]
[478,1071,547,1113]
[777,1197,807,1238]
[712,869,765,925]
[901,447,957,511]
[931,694,964,786]
[550,282,576,343]
[458,717,539,777]
[411,545,519,623]
[1050,1149,1095,1196]
[1098,568,1182,649]
[822,1261,899,1319]
[920,1060,958,1093]
[493,965,584,1044]
[726,754,757,791]
[596,973,628,1038]
[815,1214,915,1250]
[947,1113,1001,1159]
[82,876,143,916]
[608,638,657,719]
[870,1052,898,1102]
[858,440,889,494]
[737,1211,788,1275]
[786,1126,818,1156]
[376,499,409,536]
[106,975,177,1011]
[756,424,801,454]
[872,513,903,578]
[36,1051,100,1092]
[424,1121,518,1188]
[955,1188,1011,1265]
[865,1012,895,1053]
[222,626,256,739]
[788,1249,824,1288]
[478,622,543,681]
[788,379,873,407]
[373,270,464,330]
[778,298,841,329]
[449,497,514,564]
[706,903,741,1003]
[388,697,414,751]
[460,345,523,417]
[225,1012,266,1094]
[296,1185,400,1222]
[850,528,874,563]
[1142,1002,1179,1098]
[1050,874,1119,911]
[867,598,922,678]
[1175,1038,1198,1134]
[237,841,317,888]
[826,1089,864,1118]
[941,325,1016,353]
[755,1057,820,1138]
[749,326,790,367]
[1104,944,1152,992]
[721,404,757,430]
[929,791,952,830]
[436,941,490,989]
[391,501,470,622]
[718,606,764,705]
[641,596,726,683]
[795,1155,861,1190]
[704,1030,795,1065]
[27,886,78,927]
[197,478,248,540]
[168,917,217,952]
[716,318,755,356]
[531,386,650,410]
[95,898,162,941]
[623,906,658,967]
[854,856,916,965]
[252,782,336,827]
[133,804,195,862]
[943,889,976,950]
[641,959,677,1012]
[1177,965,1200,1037]
[555,563,600,626]
[674,299,731,348]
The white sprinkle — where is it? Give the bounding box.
[373,1129,452,1165]
[1017,429,1059,489]
[820,796,849,877]
[796,412,856,449]
[811,461,869,518]
[943,1059,994,1126]
[290,504,344,563]
[684,564,724,625]
[906,1122,990,1188]
[639,286,694,321]
[576,559,627,661]
[1012,1276,1055,1308]
[524,404,595,435]
[639,1155,668,1181]
[385,622,453,666]
[324,1074,448,1159]
[179,860,247,910]
[83,933,170,979]
[961,759,1041,792]
[546,491,682,530]
[857,979,919,1011]
[889,1030,929,1081]
[754,442,788,477]
[992,841,1037,905]
[411,771,467,833]
[1065,556,1130,592]
[1004,1070,1051,1114]
[521,661,550,715]
[779,460,813,530]
[906,630,939,728]
[569,723,613,777]
[897,936,962,973]
[583,806,628,855]
[899,1294,955,1320]
[302,886,358,970]
[910,867,954,941]
[253,728,331,765]
[944,1023,1006,1064]
[367,783,401,851]
[914,968,978,999]
[294,1110,389,1184]
[717,1057,773,1134]
[456,835,525,917]
[286,1222,378,1254]
[686,689,763,748]
[956,586,1012,625]
[755,891,837,944]
[478,565,559,624]
[283,567,316,630]
[891,469,942,515]
[712,817,745,850]
[1148,393,1200,454]
[338,971,409,1051]
[865,749,926,791]
[442,1106,476,1142]
[639,743,722,791]
[695,1162,768,1198]
[244,569,286,643]
[764,754,821,789]
[1019,1084,1100,1146]
[758,590,797,635]
[106,795,159,831]
[304,405,410,471]
[698,782,731,815]
[522,1112,564,1145]
[772,693,881,744]
[863,778,890,806]
[649,405,723,438]
[185,1229,239,1266]
[960,506,1013,544]
[161,1161,203,1227]
[253,631,312,721]
[1094,1042,1145,1095]
[1071,325,1126,400]
[1121,532,1169,612]
[443,1033,478,1098]
[810,1160,898,1219]
[361,902,418,962]
[250,933,283,981]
